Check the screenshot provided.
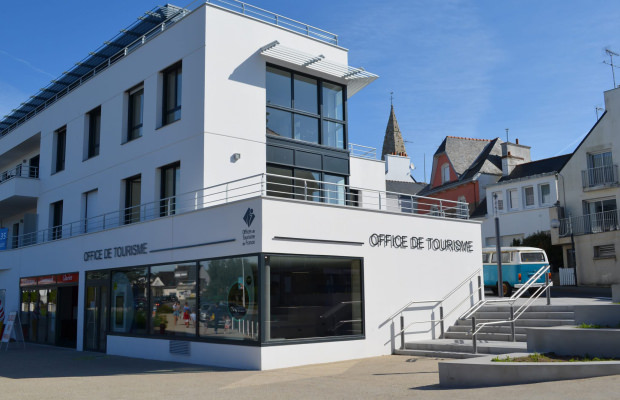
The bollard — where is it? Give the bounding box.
[400,315,405,350]
[546,272,551,305]
[472,316,477,354]
[439,306,445,338]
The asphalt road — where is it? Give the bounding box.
[1,344,620,399]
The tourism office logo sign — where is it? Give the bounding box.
[242,208,256,246]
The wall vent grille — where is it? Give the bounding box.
[169,340,190,356]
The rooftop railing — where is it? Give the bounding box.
[349,143,377,160]
[8,173,468,250]
[205,0,338,45]
[559,209,620,237]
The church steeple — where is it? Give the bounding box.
[381,104,407,160]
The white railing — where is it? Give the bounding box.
[0,165,39,183]
[205,0,338,45]
[581,164,618,188]
[8,173,469,249]
[348,143,377,160]
[559,209,620,237]
[385,269,483,349]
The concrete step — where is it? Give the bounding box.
[478,305,575,313]
[394,348,484,359]
[447,325,530,334]
[474,311,574,320]
[454,318,575,327]
[404,339,526,355]
[443,331,527,342]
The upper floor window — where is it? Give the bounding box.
[162,63,182,125]
[124,175,142,224]
[493,191,504,213]
[507,189,518,210]
[53,126,66,174]
[87,106,101,159]
[50,200,63,240]
[523,186,534,207]
[128,85,144,141]
[160,162,180,216]
[539,183,551,205]
[586,151,615,187]
[441,164,450,184]
[266,65,346,149]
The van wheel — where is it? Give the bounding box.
[502,282,513,296]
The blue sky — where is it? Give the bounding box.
[1,1,619,181]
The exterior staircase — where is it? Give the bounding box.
[396,304,576,358]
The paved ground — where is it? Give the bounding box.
[1,344,620,399]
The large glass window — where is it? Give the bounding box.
[267,165,343,204]
[128,86,144,141]
[266,65,346,149]
[160,162,180,216]
[163,63,182,125]
[110,268,148,335]
[50,200,63,240]
[265,255,363,341]
[324,174,346,205]
[53,126,66,173]
[150,263,196,337]
[198,256,259,341]
[124,175,141,224]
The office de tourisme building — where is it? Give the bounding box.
[0,1,480,369]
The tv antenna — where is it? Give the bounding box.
[603,48,620,88]
[596,106,603,120]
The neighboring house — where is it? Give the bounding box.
[419,136,527,217]
[475,154,570,249]
[0,2,481,370]
[550,87,620,286]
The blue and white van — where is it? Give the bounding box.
[482,246,551,296]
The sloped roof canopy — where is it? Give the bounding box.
[260,41,378,98]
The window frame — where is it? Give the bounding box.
[441,164,450,184]
[538,183,551,206]
[53,126,67,174]
[266,63,347,150]
[523,186,535,208]
[87,106,101,159]
[127,85,144,142]
[162,62,182,126]
[507,189,518,210]
[160,162,180,216]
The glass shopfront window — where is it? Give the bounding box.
[111,267,148,335]
[150,263,197,337]
[198,256,259,341]
[265,255,363,341]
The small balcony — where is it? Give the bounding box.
[581,164,618,189]
[0,165,40,219]
[559,209,620,237]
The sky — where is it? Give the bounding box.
[1,0,619,182]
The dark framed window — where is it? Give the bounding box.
[124,175,141,224]
[128,86,144,141]
[150,263,196,337]
[264,255,363,341]
[12,222,19,249]
[163,62,182,125]
[50,200,63,240]
[87,106,101,158]
[53,127,66,173]
[266,164,345,204]
[160,162,180,216]
[111,267,148,335]
[266,65,347,149]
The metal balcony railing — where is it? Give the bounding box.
[559,209,620,237]
[581,164,618,188]
[348,143,377,160]
[0,165,39,184]
[7,173,469,250]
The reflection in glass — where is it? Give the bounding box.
[294,114,319,144]
[266,67,291,107]
[47,288,57,345]
[294,169,321,201]
[266,165,293,198]
[150,263,196,337]
[111,268,148,334]
[322,121,344,149]
[293,75,318,114]
[322,82,344,120]
[266,108,292,138]
[324,174,346,205]
[37,289,48,343]
[198,256,259,341]
[128,88,144,141]
[266,255,363,341]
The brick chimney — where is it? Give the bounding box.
[501,139,531,176]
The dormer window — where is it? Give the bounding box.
[441,164,450,183]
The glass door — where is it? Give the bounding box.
[84,272,109,352]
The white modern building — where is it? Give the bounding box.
[550,87,620,286]
[0,1,480,369]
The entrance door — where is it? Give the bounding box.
[84,271,110,352]
[57,286,78,348]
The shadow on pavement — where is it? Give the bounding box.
[0,344,232,379]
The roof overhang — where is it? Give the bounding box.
[260,41,378,97]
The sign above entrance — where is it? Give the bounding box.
[19,273,80,287]
[368,233,474,253]
[83,242,148,262]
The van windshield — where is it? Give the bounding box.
[491,252,511,263]
[521,252,545,262]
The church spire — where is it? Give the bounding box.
[381,103,407,160]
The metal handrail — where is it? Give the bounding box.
[559,209,620,237]
[8,173,470,249]
[0,165,39,183]
[469,264,552,353]
[349,143,377,159]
